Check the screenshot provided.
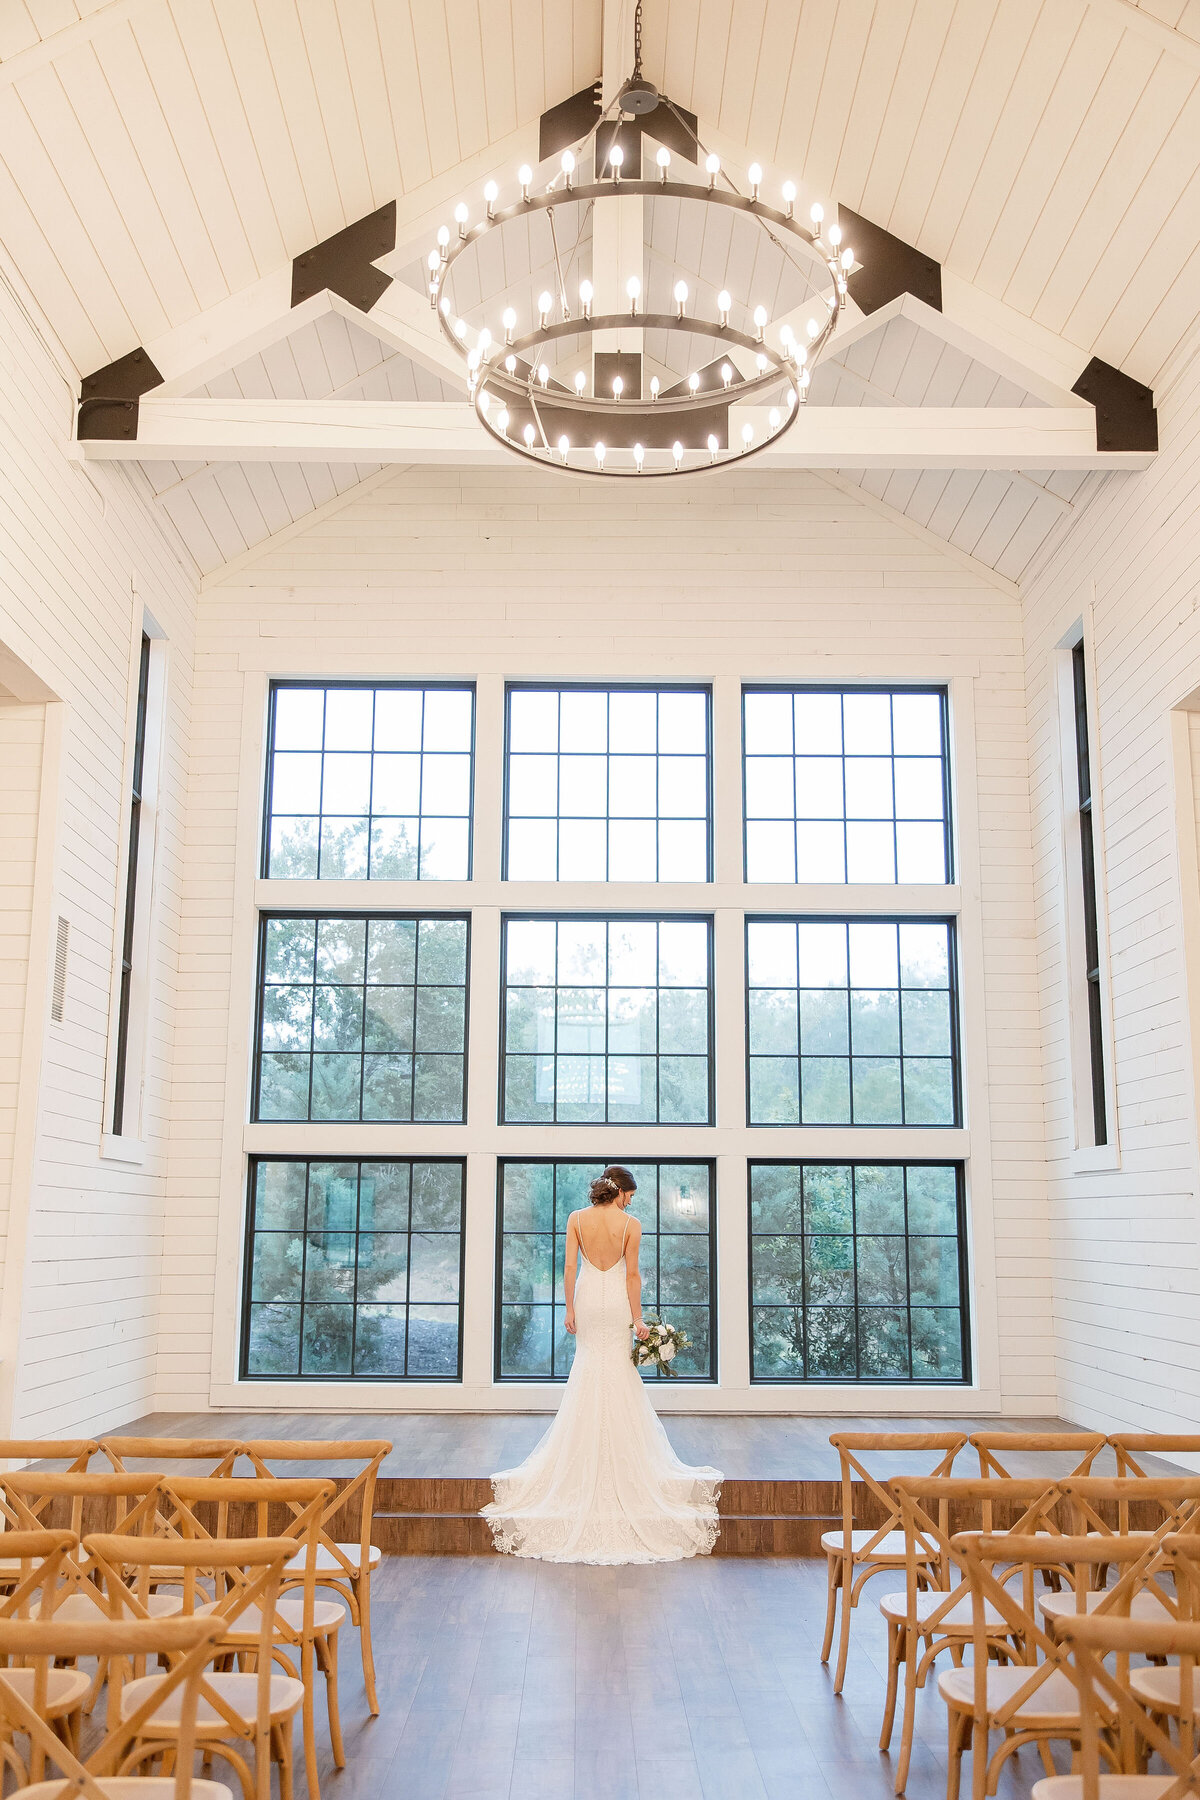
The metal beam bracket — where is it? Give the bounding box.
[838,206,942,315]
[76,346,164,440]
[1072,356,1158,453]
[291,201,396,312]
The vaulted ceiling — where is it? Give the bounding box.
[2,0,1197,584]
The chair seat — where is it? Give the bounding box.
[24,1783,233,1800]
[938,1665,1086,1724]
[820,1529,933,1561]
[51,1590,184,1623]
[1129,1664,1200,1712]
[0,1666,91,1717]
[1039,1589,1172,1624]
[196,1596,347,1636]
[284,1541,381,1576]
[879,1589,1008,1630]
[121,1671,305,1730]
[1032,1781,1174,1800]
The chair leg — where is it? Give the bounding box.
[357,1572,379,1716]
[833,1557,854,1694]
[821,1553,840,1664]
[946,1704,966,1800]
[273,1722,294,1800]
[894,1635,919,1796]
[322,1629,346,1768]
[880,1621,900,1750]
[971,1717,991,1800]
[302,1639,321,1800]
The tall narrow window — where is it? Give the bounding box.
[112,633,150,1135]
[1072,643,1107,1145]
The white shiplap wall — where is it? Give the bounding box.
[0,254,199,1437]
[164,463,1054,1414]
[1023,332,1200,1432]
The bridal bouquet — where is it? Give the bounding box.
[631,1317,690,1378]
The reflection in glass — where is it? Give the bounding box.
[243,1159,464,1379]
[502,918,712,1124]
[749,1162,967,1382]
[497,1161,714,1380]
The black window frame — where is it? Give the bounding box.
[494,1156,718,1383]
[251,909,471,1125]
[498,911,716,1127]
[747,1158,971,1384]
[112,631,152,1136]
[741,683,954,886]
[261,678,477,882]
[1071,643,1108,1146]
[239,1154,468,1382]
[502,681,715,882]
[744,913,963,1129]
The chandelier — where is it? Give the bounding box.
[426,6,858,478]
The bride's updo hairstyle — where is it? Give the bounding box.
[588,1165,637,1205]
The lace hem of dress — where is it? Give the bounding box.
[481,1474,723,1564]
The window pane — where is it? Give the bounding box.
[243,1158,464,1380]
[747,918,959,1126]
[749,1162,968,1383]
[502,919,712,1124]
[744,688,950,884]
[264,684,473,879]
[496,1162,714,1380]
[254,915,468,1123]
[505,687,711,880]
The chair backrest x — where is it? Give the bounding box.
[970,1430,1107,1480]
[1053,1610,1200,1798]
[235,1439,389,1585]
[828,1432,967,1556]
[1109,1434,1200,1479]
[0,1614,224,1800]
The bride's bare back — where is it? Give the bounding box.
[572,1203,639,1272]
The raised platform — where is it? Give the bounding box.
[103,1408,1175,1557]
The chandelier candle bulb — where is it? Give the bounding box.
[612,375,624,398]
[674,279,688,317]
[657,146,671,182]
[782,179,797,217]
[574,370,586,395]
[650,375,660,400]
[810,201,824,227]
[741,422,754,450]
[518,164,533,200]
[538,363,550,387]
[453,317,467,339]
[769,407,780,429]
[558,435,570,462]
[484,179,498,218]
[717,289,731,326]
[828,222,842,245]
[672,440,683,468]
[841,247,854,269]
[626,274,641,314]
[633,442,645,471]
[505,354,517,374]
[755,352,768,372]
[561,149,575,187]
[720,362,733,388]
[477,328,492,359]
[538,291,553,325]
[503,307,517,344]
[594,442,606,466]
[479,390,491,413]
[753,303,768,340]
[496,408,509,432]
[688,371,700,393]
[437,224,450,260]
[579,279,593,318]
[609,143,623,181]
[705,152,720,188]
[523,422,535,447]
[454,202,469,237]
[707,433,719,462]
[747,162,762,199]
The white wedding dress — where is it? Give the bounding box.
[482,1214,723,1564]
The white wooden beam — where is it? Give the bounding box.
[74,398,1152,470]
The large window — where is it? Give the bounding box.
[749,1162,968,1382]
[243,1157,465,1379]
[264,682,474,880]
[505,685,711,881]
[1071,644,1107,1146]
[112,632,151,1135]
[496,1160,715,1380]
[743,686,950,883]
[254,914,469,1122]
[501,916,712,1124]
[746,918,959,1126]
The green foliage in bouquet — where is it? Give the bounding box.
[631,1316,691,1379]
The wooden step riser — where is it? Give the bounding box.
[373,1512,835,1556]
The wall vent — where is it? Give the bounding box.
[51,916,69,1023]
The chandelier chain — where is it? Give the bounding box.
[633,0,643,81]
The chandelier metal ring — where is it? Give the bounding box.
[429,173,853,476]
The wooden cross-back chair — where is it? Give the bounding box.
[822,1431,968,1694]
[233,1438,390,1715]
[1040,1478,1200,1621]
[881,1477,1072,1795]
[0,1528,91,1779]
[1046,1611,1200,1800]
[149,1474,343,1800]
[1124,1531,1200,1747]
[1110,1435,1200,1479]
[101,1439,242,1479]
[2,1470,166,1541]
[946,1533,1184,1800]
[0,1613,228,1800]
[970,1432,1108,1480]
[84,1532,300,1800]
[0,1444,98,1591]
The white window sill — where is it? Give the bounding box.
[99,1134,147,1167]
[1068,1143,1121,1175]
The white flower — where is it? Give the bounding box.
[660,1341,676,1361]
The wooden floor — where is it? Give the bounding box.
[302,1551,1041,1800]
[113,1407,1141,1480]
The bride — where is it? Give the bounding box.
[482,1165,723,1563]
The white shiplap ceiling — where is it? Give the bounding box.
[1,0,1196,581]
